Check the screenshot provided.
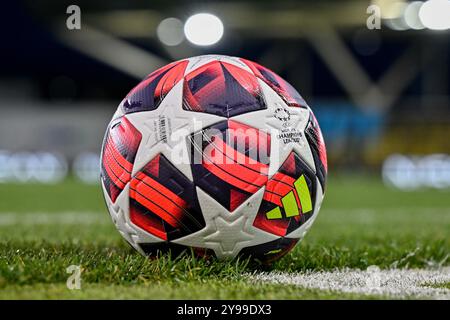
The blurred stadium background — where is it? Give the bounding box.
[1,0,449,191]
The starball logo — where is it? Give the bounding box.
[274,106,291,123]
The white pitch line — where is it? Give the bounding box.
[320,207,450,219]
[1,207,447,225]
[0,212,108,225]
[251,267,450,299]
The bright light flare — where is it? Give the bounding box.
[404,1,425,30]
[157,17,184,46]
[419,0,450,30]
[184,13,224,46]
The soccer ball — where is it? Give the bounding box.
[100,55,327,263]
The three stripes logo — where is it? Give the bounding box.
[265,175,312,220]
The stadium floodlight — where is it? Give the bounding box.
[419,0,450,30]
[404,1,425,30]
[184,13,224,46]
[5,151,68,184]
[157,17,184,46]
[385,17,409,31]
[73,152,100,184]
[382,1,409,31]
[372,0,407,19]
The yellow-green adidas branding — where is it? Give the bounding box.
[266,175,312,220]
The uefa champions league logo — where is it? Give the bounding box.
[274,106,291,123]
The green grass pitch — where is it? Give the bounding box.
[0,175,449,299]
